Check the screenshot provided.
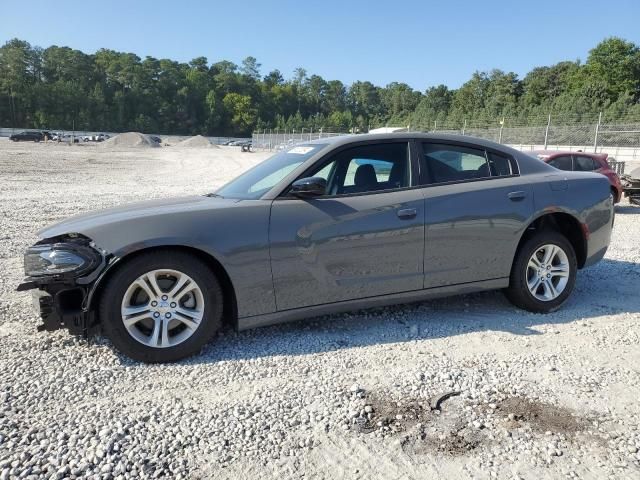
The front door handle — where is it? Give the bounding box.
[397,208,417,219]
[508,191,526,201]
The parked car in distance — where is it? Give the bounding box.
[9,131,44,142]
[531,150,623,203]
[226,139,251,146]
[19,133,614,363]
[149,135,162,144]
[59,134,80,143]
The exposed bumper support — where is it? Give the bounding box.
[18,280,95,336]
[17,256,112,338]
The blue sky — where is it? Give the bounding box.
[2,0,639,90]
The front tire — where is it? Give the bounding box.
[99,250,223,362]
[505,230,577,313]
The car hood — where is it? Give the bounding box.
[38,195,238,240]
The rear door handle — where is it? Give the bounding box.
[397,208,417,219]
[508,191,526,201]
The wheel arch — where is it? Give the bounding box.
[88,245,238,329]
[514,212,587,269]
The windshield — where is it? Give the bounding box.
[216,144,327,199]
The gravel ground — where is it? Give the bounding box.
[0,139,639,480]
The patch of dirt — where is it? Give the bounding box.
[355,392,432,434]
[359,391,485,457]
[497,397,587,434]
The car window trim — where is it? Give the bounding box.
[276,138,418,200]
[417,140,520,187]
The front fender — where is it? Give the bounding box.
[61,200,276,319]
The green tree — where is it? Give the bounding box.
[585,37,640,100]
[222,93,257,135]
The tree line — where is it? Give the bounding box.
[0,37,639,136]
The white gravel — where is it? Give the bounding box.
[0,138,639,479]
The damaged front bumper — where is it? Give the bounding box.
[17,235,112,336]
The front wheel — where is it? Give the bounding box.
[99,250,223,362]
[504,230,577,313]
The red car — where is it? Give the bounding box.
[531,150,623,203]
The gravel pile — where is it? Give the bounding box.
[0,139,638,479]
[176,135,219,148]
[101,132,159,149]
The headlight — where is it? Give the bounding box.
[24,243,101,277]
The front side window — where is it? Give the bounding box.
[303,142,410,196]
[574,156,596,171]
[548,155,572,171]
[422,144,490,184]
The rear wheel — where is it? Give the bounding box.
[99,251,223,362]
[505,230,577,313]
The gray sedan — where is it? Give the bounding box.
[18,133,614,362]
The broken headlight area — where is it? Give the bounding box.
[17,234,108,335]
[24,235,103,279]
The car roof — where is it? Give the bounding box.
[308,132,518,152]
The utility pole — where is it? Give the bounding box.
[544,114,551,150]
[462,119,467,136]
[593,112,602,152]
[498,117,505,144]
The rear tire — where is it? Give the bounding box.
[504,230,577,313]
[99,250,223,362]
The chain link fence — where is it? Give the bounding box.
[254,114,640,164]
[251,130,345,151]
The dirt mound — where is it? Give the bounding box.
[101,132,159,148]
[176,135,219,148]
[496,397,586,434]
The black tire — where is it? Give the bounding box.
[504,230,577,313]
[99,250,223,362]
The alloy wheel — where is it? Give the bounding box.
[120,269,205,348]
[525,244,570,301]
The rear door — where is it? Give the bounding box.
[418,142,534,288]
[269,140,425,310]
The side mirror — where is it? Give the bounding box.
[290,177,327,197]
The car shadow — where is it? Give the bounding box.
[115,258,640,366]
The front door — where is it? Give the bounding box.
[269,141,425,311]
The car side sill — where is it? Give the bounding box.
[237,277,509,331]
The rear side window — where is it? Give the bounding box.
[487,152,513,176]
[548,155,572,171]
[574,156,596,171]
[422,144,490,184]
